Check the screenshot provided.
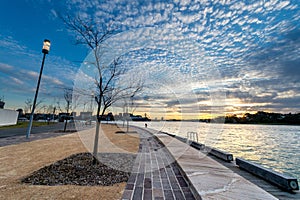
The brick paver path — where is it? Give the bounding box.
[122,129,197,200]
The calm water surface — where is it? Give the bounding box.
[132,121,300,181]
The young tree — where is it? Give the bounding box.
[63,88,72,132]
[56,101,63,113]
[62,15,143,164]
[24,98,32,114]
[24,98,43,115]
[61,88,80,132]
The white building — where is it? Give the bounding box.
[0,109,18,127]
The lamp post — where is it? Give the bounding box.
[26,39,51,139]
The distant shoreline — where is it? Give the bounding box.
[152,120,300,126]
[157,111,300,126]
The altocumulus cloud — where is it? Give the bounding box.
[51,0,300,115]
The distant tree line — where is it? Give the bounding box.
[224,111,300,125]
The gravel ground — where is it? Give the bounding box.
[21,152,136,186]
[0,124,139,199]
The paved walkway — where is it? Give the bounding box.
[0,123,79,147]
[122,129,197,200]
[155,132,278,200]
[0,122,66,138]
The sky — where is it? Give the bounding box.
[0,0,299,120]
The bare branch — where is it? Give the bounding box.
[61,13,144,164]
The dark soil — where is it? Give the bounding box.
[54,130,77,133]
[21,152,136,186]
[115,131,138,134]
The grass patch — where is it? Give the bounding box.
[0,121,57,129]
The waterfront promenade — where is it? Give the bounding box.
[142,127,300,200]
[154,132,276,199]
[0,123,299,199]
[133,127,276,200]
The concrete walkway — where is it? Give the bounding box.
[154,132,278,200]
[122,129,197,200]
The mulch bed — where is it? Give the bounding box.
[54,130,77,133]
[115,131,138,134]
[21,152,136,186]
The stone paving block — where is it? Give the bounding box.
[153,188,164,198]
[164,189,175,200]
[170,180,181,190]
[143,189,152,199]
[166,167,175,177]
[162,178,171,190]
[132,187,143,200]
[146,171,152,178]
[159,168,168,178]
[173,167,181,176]
[152,180,162,189]
[181,187,193,193]
[122,189,133,200]
[183,191,197,200]
[144,178,152,188]
[136,173,144,187]
[173,189,185,200]
[177,176,188,187]
[125,183,134,190]
[152,170,160,178]
[127,173,137,184]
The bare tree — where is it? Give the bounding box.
[56,101,63,113]
[24,98,43,115]
[61,87,81,131]
[24,98,32,114]
[63,88,72,132]
[62,15,143,164]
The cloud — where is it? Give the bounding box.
[3,0,300,114]
[0,35,27,52]
[0,63,14,73]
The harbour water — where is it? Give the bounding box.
[131,121,300,181]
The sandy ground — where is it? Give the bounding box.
[0,123,139,200]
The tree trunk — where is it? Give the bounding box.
[63,119,68,132]
[92,119,100,164]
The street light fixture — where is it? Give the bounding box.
[26,39,51,139]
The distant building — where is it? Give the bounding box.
[0,100,17,126]
[0,102,18,127]
[16,108,23,118]
[0,100,5,109]
[71,112,77,117]
[98,112,115,121]
[79,111,92,120]
[58,112,71,122]
[130,114,151,121]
